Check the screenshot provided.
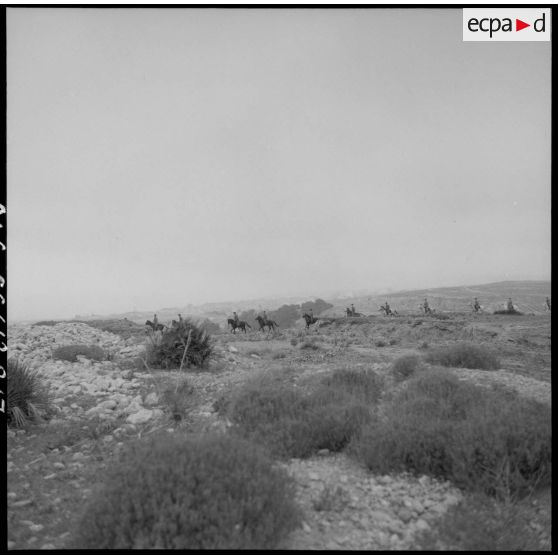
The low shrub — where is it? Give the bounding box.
[146,319,213,369]
[375,340,386,347]
[416,494,545,551]
[228,370,376,458]
[290,338,298,347]
[271,350,287,360]
[425,342,500,370]
[352,369,551,498]
[71,433,300,549]
[312,485,351,512]
[299,340,319,351]
[390,355,420,381]
[53,344,106,362]
[321,367,383,403]
[159,378,194,421]
[7,358,51,427]
[33,320,62,326]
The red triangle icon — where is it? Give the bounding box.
[516,19,530,31]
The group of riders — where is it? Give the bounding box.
[146,296,551,333]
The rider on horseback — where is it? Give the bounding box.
[350,304,355,317]
[423,299,430,314]
[384,301,391,315]
[233,312,239,327]
[153,314,159,328]
[473,298,481,313]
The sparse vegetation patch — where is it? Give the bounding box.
[425,342,500,370]
[227,368,377,458]
[52,344,106,362]
[7,358,52,428]
[71,433,300,549]
[352,368,551,498]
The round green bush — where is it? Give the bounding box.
[72,433,300,549]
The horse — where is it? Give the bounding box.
[379,305,398,317]
[145,320,165,332]
[255,315,278,333]
[227,319,251,334]
[302,313,319,329]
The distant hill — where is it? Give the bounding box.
[321,280,551,316]
[70,280,550,325]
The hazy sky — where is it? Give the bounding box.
[7,8,551,321]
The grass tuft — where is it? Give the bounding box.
[425,342,500,370]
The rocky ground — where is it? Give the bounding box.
[6,314,552,550]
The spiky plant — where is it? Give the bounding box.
[7,358,51,428]
[146,319,213,370]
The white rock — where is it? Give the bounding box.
[126,408,153,425]
[228,345,238,353]
[143,392,159,406]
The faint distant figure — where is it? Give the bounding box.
[384,301,391,315]
[153,314,159,328]
[473,298,481,313]
[546,297,551,311]
[423,298,431,315]
[507,298,514,312]
[178,313,184,325]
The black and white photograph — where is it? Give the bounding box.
[5,5,551,551]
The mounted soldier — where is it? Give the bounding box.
[507,298,514,312]
[423,298,431,315]
[473,298,481,313]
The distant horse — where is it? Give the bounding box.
[145,320,165,332]
[227,319,251,334]
[255,315,278,333]
[379,305,397,317]
[302,313,319,329]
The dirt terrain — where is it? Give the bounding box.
[7,310,551,550]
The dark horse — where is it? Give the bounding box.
[227,319,252,334]
[302,313,319,329]
[145,320,165,332]
[255,315,278,333]
[379,305,398,317]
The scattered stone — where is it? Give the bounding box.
[415,518,429,531]
[143,392,159,406]
[126,408,153,425]
[228,345,238,353]
[29,524,44,533]
[397,508,413,522]
[12,499,33,508]
[302,521,312,533]
[40,544,56,550]
[53,462,66,470]
[317,449,330,456]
